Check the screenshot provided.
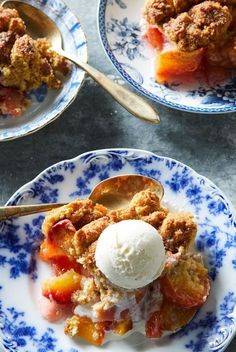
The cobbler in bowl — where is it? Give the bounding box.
[39,189,210,346]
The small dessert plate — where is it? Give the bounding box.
[0,0,87,141]
[0,148,236,352]
[98,0,236,114]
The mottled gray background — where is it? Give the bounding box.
[0,0,235,350]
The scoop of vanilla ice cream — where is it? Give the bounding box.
[95,220,165,289]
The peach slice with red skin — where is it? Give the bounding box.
[40,238,66,262]
[145,299,197,338]
[145,26,204,83]
[40,219,84,274]
[39,295,73,322]
[160,256,210,309]
[145,308,162,338]
[39,238,83,274]
[48,219,76,255]
[0,87,26,117]
[42,269,81,304]
[146,27,164,50]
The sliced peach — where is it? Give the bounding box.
[113,319,133,336]
[160,256,210,308]
[39,239,82,274]
[96,306,116,322]
[0,87,26,117]
[65,315,106,346]
[113,309,133,336]
[146,27,164,50]
[145,309,162,338]
[159,299,197,332]
[42,269,81,304]
[155,49,204,83]
[145,299,197,338]
[39,295,73,322]
[40,238,66,262]
[48,219,76,255]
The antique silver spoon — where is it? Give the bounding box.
[0,175,164,220]
[1,0,160,124]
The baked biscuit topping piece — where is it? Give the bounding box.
[0,7,70,95]
[110,189,168,227]
[160,212,197,253]
[42,199,108,237]
[0,32,16,64]
[73,216,111,256]
[144,0,235,26]
[143,0,176,25]
[0,34,70,91]
[205,35,236,68]
[0,7,25,33]
[0,8,26,65]
[143,0,206,25]
[163,1,232,51]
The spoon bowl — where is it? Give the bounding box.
[0,175,164,220]
[2,0,160,123]
[90,174,164,210]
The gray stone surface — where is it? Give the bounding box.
[0,0,235,350]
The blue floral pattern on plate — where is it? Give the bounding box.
[0,149,236,352]
[98,0,236,113]
[0,0,87,142]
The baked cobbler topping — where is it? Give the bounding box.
[143,0,236,83]
[39,189,210,346]
[0,7,69,117]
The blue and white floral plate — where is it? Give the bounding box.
[0,0,87,142]
[98,0,236,114]
[0,148,236,352]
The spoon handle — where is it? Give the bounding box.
[0,203,65,221]
[57,49,160,124]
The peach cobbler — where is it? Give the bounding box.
[0,7,69,117]
[143,0,236,83]
[39,189,210,346]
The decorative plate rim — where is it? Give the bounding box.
[0,0,88,142]
[1,77,87,143]
[1,148,236,352]
[5,148,236,216]
[97,0,236,114]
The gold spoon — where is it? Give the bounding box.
[1,0,160,124]
[0,175,164,220]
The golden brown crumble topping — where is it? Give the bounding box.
[78,241,126,309]
[72,276,100,305]
[0,7,70,116]
[73,217,111,256]
[42,189,198,316]
[144,0,236,26]
[163,1,232,51]
[160,212,197,253]
[42,199,108,237]
[143,0,176,25]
